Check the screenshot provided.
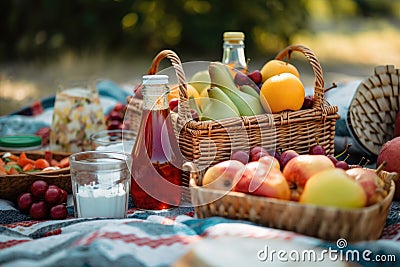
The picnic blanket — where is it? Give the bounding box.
[1,79,399,266]
[1,197,400,267]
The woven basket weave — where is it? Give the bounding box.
[0,151,71,202]
[127,45,339,171]
[185,161,397,242]
[347,65,400,156]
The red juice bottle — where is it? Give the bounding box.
[130,75,183,210]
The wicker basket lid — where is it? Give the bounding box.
[346,65,400,156]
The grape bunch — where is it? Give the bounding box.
[105,103,128,130]
[17,180,68,220]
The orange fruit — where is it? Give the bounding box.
[169,84,201,107]
[260,59,300,82]
[260,73,305,113]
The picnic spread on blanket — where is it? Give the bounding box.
[1,42,400,267]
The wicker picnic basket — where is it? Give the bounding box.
[126,45,339,188]
[185,161,398,242]
[0,151,71,202]
[347,65,400,156]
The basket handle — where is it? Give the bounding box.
[147,50,191,123]
[274,44,325,109]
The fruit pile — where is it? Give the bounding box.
[202,145,388,209]
[0,151,69,175]
[18,180,68,220]
[166,59,313,121]
[105,102,128,130]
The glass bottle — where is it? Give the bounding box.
[222,31,248,73]
[130,75,183,210]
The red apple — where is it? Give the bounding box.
[202,160,246,192]
[235,161,290,200]
[258,155,280,170]
[376,137,400,200]
[346,167,386,206]
[282,155,335,200]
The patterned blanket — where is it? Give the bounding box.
[1,197,399,267]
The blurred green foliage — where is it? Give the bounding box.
[0,0,399,62]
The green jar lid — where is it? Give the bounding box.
[0,135,42,148]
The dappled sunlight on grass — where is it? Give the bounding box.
[0,79,38,101]
[294,28,400,66]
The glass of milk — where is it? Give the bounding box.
[90,129,137,153]
[69,151,132,218]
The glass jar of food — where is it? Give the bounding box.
[50,80,106,153]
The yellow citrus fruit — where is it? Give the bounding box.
[260,73,305,113]
[260,59,300,82]
[169,84,200,105]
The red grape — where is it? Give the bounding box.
[230,150,249,164]
[108,111,122,121]
[335,161,349,170]
[301,95,314,109]
[247,70,262,84]
[249,146,270,161]
[107,120,121,130]
[327,155,338,165]
[60,189,68,204]
[251,151,270,162]
[30,201,48,220]
[45,187,63,205]
[309,145,326,155]
[30,180,49,198]
[18,192,34,213]
[279,150,299,171]
[50,204,68,220]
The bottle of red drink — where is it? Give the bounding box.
[130,74,183,210]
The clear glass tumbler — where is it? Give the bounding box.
[69,151,131,218]
[90,129,137,153]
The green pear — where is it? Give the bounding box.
[190,70,211,95]
[200,98,240,121]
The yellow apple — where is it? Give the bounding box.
[260,59,300,82]
[300,168,367,208]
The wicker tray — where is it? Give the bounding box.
[0,151,71,202]
[184,162,397,242]
[127,46,339,179]
[347,65,400,156]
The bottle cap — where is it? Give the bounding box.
[0,135,42,150]
[142,75,169,85]
[223,32,245,41]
